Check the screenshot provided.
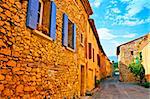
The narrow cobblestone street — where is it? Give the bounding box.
[91,76,150,99]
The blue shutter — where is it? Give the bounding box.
[62,14,68,47]
[72,24,76,50]
[26,0,39,29]
[49,1,57,40]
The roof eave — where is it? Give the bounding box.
[80,0,93,16]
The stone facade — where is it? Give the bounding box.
[85,19,112,92]
[117,33,150,82]
[99,53,112,79]
[85,19,101,91]
[0,0,112,98]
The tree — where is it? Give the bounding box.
[128,54,145,83]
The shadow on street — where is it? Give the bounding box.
[90,76,150,99]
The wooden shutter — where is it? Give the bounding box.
[89,43,92,59]
[26,0,39,29]
[93,49,94,62]
[97,54,100,67]
[62,13,68,47]
[72,24,76,50]
[49,1,57,40]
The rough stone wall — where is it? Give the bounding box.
[105,60,112,77]
[86,25,100,91]
[119,62,138,82]
[118,35,149,82]
[0,0,90,98]
[99,54,107,78]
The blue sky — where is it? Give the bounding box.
[89,0,150,57]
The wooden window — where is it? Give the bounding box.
[93,49,94,62]
[81,34,84,44]
[26,0,39,29]
[131,51,134,55]
[62,14,76,50]
[140,52,142,60]
[68,19,74,48]
[37,0,43,26]
[88,43,92,59]
[42,1,51,35]
[26,0,56,40]
[97,54,100,67]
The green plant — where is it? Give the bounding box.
[138,82,150,88]
[113,62,118,69]
[96,80,101,85]
[128,53,145,83]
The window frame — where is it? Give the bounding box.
[37,0,44,26]
[32,0,56,41]
[68,19,74,49]
[62,13,76,51]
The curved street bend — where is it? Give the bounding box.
[88,76,150,99]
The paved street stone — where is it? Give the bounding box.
[91,77,150,99]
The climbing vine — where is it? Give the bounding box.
[128,52,145,83]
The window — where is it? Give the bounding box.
[93,49,94,62]
[62,14,76,50]
[97,54,100,67]
[131,51,134,55]
[68,20,74,48]
[37,0,43,26]
[88,43,92,59]
[26,0,56,40]
[140,52,142,60]
[81,34,84,44]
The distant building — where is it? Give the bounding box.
[117,33,150,82]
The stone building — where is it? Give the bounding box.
[0,0,112,98]
[85,19,112,92]
[85,19,101,92]
[117,33,150,82]
[99,53,112,79]
[105,58,112,77]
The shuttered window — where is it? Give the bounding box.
[88,43,92,59]
[62,13,76,50]
[26,0,39,29]
[97,54,100,67]
[26,0,56,40]
[49,2,56,40]
[81,34,84,44]
[93,49,94,62]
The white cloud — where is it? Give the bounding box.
[120,0,131,2]
[97,28,137,40]
[122,33,136,38]
[97,28,117,40]
[116,17,150,26]
[111,8,121,13]
[105,0,150,26]
[125,0,150,17]
[110,0,117,4]
[91,0,102,8]
[125,0,149,17]
[123,20,143,26]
